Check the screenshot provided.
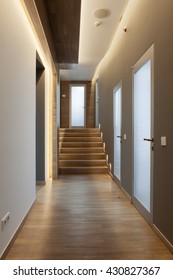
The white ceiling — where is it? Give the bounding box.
[60,0,129,81]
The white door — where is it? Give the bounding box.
[133,46,154,223]
[70,85,86,127]
[113,83,122,181]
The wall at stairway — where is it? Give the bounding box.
[60,81,95,128]
[93,0,173,246]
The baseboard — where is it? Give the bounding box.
[120,185,131,202]
[36,178,52,186]
[36,180,46,185]
[0,199,36,260]
[108,171,113,179]
[112,175,132,202]
[152,224,173,254]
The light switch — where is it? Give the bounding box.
[161,136,167,146]
[124,134,127,140]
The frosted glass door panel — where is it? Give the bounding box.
[134,60,151,212]
[114,87,121,180]
[71,86,85,127]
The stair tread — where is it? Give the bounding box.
[59,135,100,137]
[60,143,103,146]
[59,154,106,160]
[59,129,100,133]
[60,165,108,169]
[59,159,106,162]
[59,149,104,153]
[59,138,102,142]
[59,141,102,143]
[59,153,105,155]
[59,147,104,149]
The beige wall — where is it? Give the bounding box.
[93,0,173,246]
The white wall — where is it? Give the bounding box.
[0,0,36,256]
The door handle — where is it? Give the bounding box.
[143,138,154,142]
[117,136,122,138]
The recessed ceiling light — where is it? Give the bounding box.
[95,21,102,27]
[93,8,111,19]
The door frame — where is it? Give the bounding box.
[113,81,122,185]
[132,45,154,224]
[69,84,86,128]
[36,55,46,184]
[95,78,99,128]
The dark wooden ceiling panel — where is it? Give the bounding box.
[38,0,81,64]
[23,0,57,73]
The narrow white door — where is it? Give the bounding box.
[70,85,85,127]
[133,46,154,222]
[113,84,122,181]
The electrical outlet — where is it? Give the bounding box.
[2,212,10,230]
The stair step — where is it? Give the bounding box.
[59,132,101,137]
[60,142,103,148]
[59,153,106,160]
[58,128,108,175]
[59,128,100,133]
[59,137,102,142]
[59,166,108,175]
[59,147,105,153]
[59,160,107,167]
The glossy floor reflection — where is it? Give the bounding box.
[5,175,173,260]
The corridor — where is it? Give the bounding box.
[4,175,173,260]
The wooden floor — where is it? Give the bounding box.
[5,175,173,260]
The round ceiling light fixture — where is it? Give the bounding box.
[93,8,111,19]
[95,21,102,27]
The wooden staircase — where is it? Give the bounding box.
[58,128,108,174]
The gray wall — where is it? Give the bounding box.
[94,0,173,245]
